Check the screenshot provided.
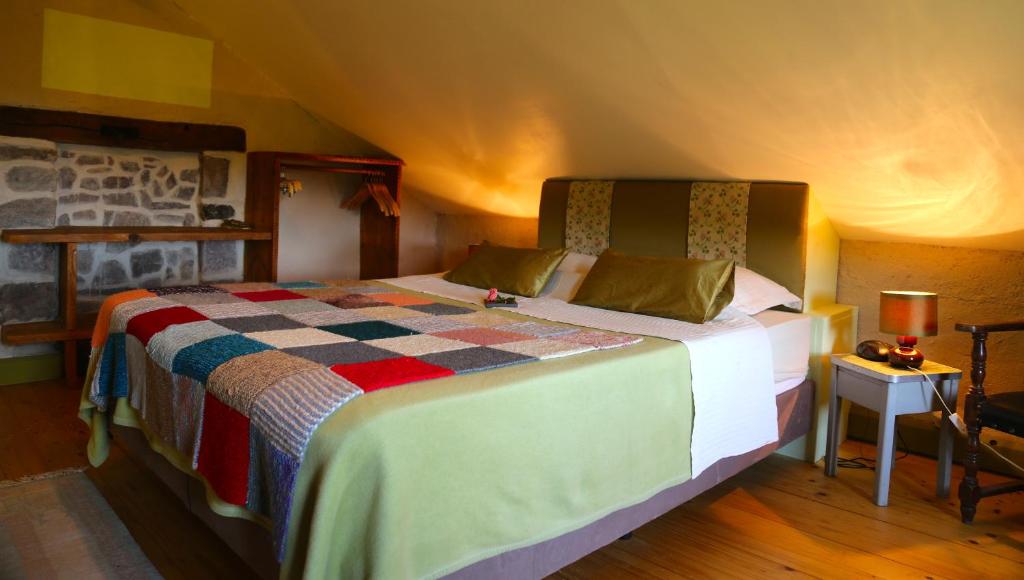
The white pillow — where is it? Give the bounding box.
[731,266,803,315]
[539,252,595,301]
[539,271,587,302]
[557,252,598,274]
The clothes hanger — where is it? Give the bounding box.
[338,171,399,216]
[339,178,372,210]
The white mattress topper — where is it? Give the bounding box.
[753,309,811,392]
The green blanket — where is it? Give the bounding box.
[283,295,694,579]
[81,284,693,579]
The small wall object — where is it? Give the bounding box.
[219,218,252,229]
[485,287,518,308]
[280,175,303,198]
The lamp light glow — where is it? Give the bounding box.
[879,291,938,368]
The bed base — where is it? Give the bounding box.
[110,378,813,579]
[111,426,280,580]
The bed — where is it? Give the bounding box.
[81,179,843,579]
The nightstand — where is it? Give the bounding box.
[824,354,962,506]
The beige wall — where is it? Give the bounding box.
[838,240,1024,397]
[0,0,440,279]
[172,1,1024,253]
[0,0,381,155]
[278,170,362,281]
[437,215,539,271]
[398,192,440,275]
[278,175,439,280]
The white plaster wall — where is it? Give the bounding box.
[436,214,539,270]
[277,169,362,281]
[398,191,439,276]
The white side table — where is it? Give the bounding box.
[824,354,962,506]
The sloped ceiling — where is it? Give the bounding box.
[173,0,1024,250]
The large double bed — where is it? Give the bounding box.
[81,179,845,579]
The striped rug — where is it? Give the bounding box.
[0,469,159,579]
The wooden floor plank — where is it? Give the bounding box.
[85,443,258,580]
[0,381,90,481]
[689,479,1021,579]
[667,500,933,578]
[613,515,820,579]
[552,548,678,580]
[731,447,1024,563]
[0,381,254,579]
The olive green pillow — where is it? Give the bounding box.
[444,243,568,297]
[570,250,735,324]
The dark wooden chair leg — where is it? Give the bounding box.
[959,390,981,523]
[959,331,987,524]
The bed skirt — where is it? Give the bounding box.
[109,378,814,579]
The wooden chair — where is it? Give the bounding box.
[954,320,1024,523]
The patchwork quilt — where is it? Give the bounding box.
[85,280,642,559]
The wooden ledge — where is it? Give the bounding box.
[1,226,273,244]
[2,312,98,345]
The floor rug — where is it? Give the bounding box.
[0,469,160,579]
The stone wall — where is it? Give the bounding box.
[838,239,1024,399]
[196,150,246,283]
[56,145,200,227]
[76,241,199,312]
[0,137,58,357]
[0,136,247,358]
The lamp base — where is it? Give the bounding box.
[888,347,924,368]
[888,335,925,368]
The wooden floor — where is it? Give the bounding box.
[0,381,255,580]
[2,380,1022,579]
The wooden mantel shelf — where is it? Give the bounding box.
[1,226,273,244]
[1,312,98,345]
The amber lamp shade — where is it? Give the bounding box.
[879,291,938,368]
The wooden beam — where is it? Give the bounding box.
[272,152,404,167]
[0,106,245,152]
[1,312,97,345]
[1,227,273,244]
[58,242,77,330]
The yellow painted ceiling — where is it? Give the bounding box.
[173,0,1024,250]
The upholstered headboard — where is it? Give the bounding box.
[537,179,839,310]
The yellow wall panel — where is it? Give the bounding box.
[42,9,212,107]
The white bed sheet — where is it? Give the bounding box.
[753,310,811,394]
[383,274,780,478]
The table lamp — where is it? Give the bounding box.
[879,291,938,368]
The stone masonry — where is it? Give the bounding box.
[0,137,58,358]
[0,137,246,358]
[56,145,201,228]
[197,151,247,283]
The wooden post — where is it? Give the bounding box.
[58,242,80,389]
[59,242,78,330]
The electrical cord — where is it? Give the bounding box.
[837,419,910,471]
[907,366,1024,477]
